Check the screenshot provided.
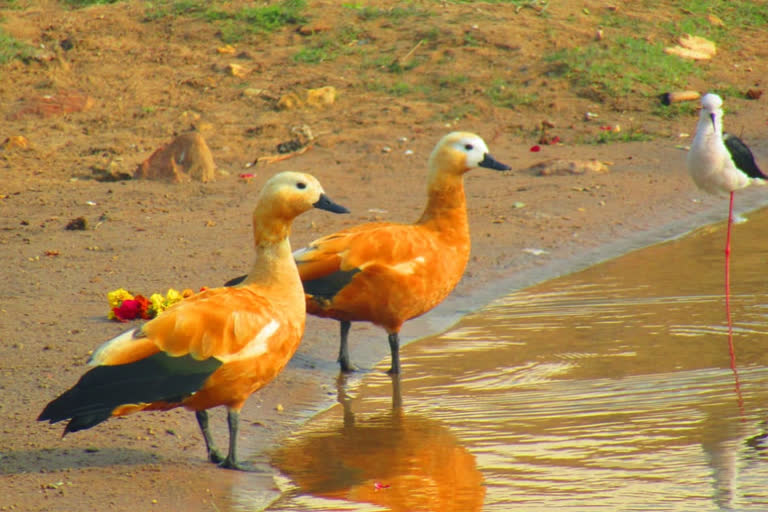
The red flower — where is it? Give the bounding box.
[239,173,255,179]
[112,299,142,322]
[530,145,541,152]
[133,295,152,319]
[550,135,561,144]
[374,482,391,490]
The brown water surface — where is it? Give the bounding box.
[248,208,768,511]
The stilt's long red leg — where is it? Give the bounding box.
[725,191,734,362]
[725,191,744,417]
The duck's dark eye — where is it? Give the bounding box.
[464,144,474,151]
[296,182,307,189]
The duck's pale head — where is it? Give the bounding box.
[257,171,348,222]
[429,132,510,178]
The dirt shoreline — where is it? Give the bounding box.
[4,135,768,511]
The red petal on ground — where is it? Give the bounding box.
[113,299,141,321]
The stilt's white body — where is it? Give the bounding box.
[687,94,753,196]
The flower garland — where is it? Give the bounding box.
[107,287,201,322]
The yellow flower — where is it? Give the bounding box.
[107,288,133,309]
[149,293,166,315]
[165,288,183,307]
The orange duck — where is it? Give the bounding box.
[38,172,348,470]
[269,132,508,374]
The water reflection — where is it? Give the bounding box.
[271,375,485,512]
[263,208,768,511]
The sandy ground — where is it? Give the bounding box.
[2,1,768,510]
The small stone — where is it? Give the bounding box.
[217,44,237,54]
[9,90,95,120]
[226,63,248,78]
[595,29,604,41]
[0,136,30,150]
[276,403,284,412]
[306,86,336,108]
[135,132,216,183]
[297,23,332,36]
[277,92,303,110]
[707,14,724,27]
[242,88,266,98]
[528,159,610,176]
[65,217,88,230]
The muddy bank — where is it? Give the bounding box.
[4,135,768,511]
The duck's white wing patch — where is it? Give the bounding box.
[88,327,143,366]
[219,318,280,363]
[389,256,426,275]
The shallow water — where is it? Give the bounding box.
[246,207,768,511]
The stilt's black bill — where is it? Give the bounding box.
[313,194,349,214]
[709,112,717,131]
[479,153,511,171]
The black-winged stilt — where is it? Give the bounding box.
[686,92,766,370]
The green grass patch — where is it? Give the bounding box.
[343,4,432,21]
[143,0,307,41]
[292,26,364,64]
[388,81,412,96]
[652,101,698,120]
[486,79,537,108]
[674,0,768,27]
[545,35,699,100]
[437,102,480,122]
[293,44,332,64]
[0,28,34,64]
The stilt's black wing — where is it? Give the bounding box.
[38,352,222,434]
[724,133,767,179]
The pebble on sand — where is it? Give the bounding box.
[135,132,216,183]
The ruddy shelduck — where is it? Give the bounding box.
[38,172,349,470]
[231,132,509,374]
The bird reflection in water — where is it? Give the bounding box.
[272,374,485,512]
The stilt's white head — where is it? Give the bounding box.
[700,93,723,132]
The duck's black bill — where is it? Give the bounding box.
[479,153,511,171]
[314,194,350,214]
